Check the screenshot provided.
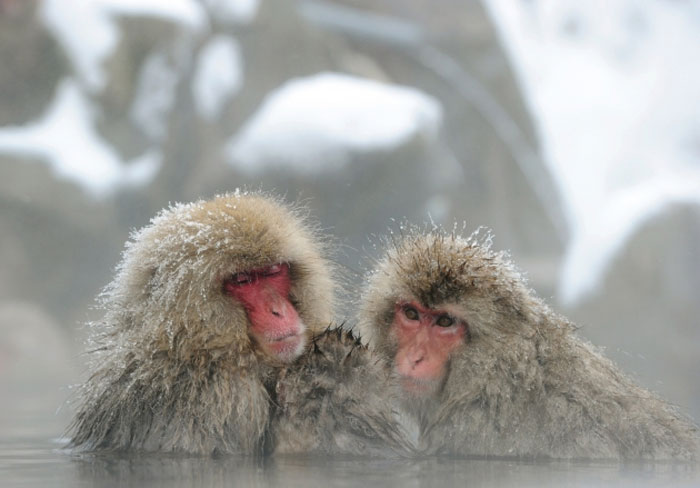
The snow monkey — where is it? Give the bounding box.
[357,229,699,460]
[68,192,336,454]
[68,191,408,456]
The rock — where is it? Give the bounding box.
[567,203,700,420]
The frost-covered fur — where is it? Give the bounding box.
[68,192,335,454]
[357,230,699,460]
[272,328,412,456]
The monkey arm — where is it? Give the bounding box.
[271,327,414,456]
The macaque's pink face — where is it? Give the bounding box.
[224,263,306,363]
[392,301,466,396]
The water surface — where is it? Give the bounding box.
[1,385,697,488]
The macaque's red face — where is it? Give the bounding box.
[392,301,466,396]
[224,263,306,363]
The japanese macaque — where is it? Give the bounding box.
[68,191,408,456]
[68,192,336,454]
[357,230,699,460]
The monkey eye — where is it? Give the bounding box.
[232,272,253,284]
[403,306,419,321]
[263,264,282,276]
[436,315,454,327]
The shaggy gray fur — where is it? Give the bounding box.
[273,327,412,456]
[357,230,699,460]
[68,192,336,454]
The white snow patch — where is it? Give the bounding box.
[130,52,180,141]
[226,72,442,175]
[192,36,244,121]
[202,0,260,24]
[0,79,162,197]
[121,149,163,188]
[483,0,700,304]
[562,169,700,303]
[40,0,206,91]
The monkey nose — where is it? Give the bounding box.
[266,297,296,322]
[409,349,426,368]
[265,294,288,318]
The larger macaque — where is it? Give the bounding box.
[68,192,407,456]
[68,192,336,454]
[357,230,699,460]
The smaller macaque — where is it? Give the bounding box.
[357,230,699,460]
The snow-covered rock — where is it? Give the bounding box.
[226,72,442,175]
[0,79,161,197]
[483,0,700,304]
[192,36,244,121]
[40,0,206,91]
[130,52,180,141]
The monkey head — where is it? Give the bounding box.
[107,192,335,366]
[357,230,537,399]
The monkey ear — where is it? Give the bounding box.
[113,261,159,306]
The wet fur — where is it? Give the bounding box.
[68,192,335,454]
[272,327,412,456]
[357,230,699,460]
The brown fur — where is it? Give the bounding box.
[272,327,413,456]
[68,192,335,454]
[357,229,700,460]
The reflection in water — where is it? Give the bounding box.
[2,437,699,488]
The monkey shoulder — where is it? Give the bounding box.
[70,352,271,455]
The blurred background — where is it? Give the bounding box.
[1,0,699,439]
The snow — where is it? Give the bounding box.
[192,36,244,121]
[0,79,161,197]
[483,0,700,304]
[226,72,442,175]
[40,0,206,91]
[202,0,260,24]
[562,169,700,304]
[130,52,180,141]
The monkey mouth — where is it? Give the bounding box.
[264,330,307,363]
[398,374,441,397]
[269,332,300,343]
